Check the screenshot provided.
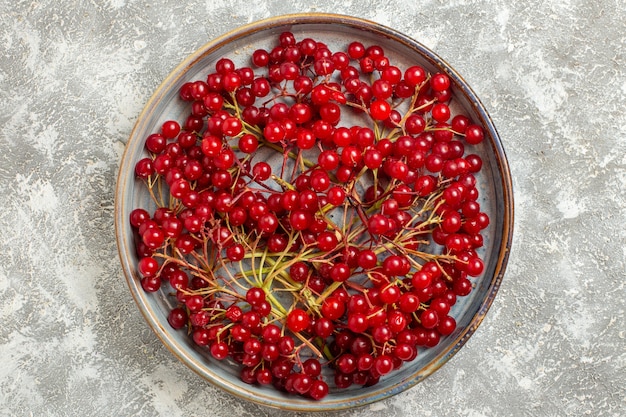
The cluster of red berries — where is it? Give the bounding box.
[130,31,489,400]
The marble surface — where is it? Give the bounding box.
[1,0,624,416]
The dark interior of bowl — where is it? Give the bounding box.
[115,13,514,411]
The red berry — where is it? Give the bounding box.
[369,99,391,121]
[161,120,181,139]
[465,124,485,144]
[286,309,311,333]
[321,296,345,320]
[168,307,188,329]
[138,256,159,277]
[404,65,426,86]
[430,73,451,92]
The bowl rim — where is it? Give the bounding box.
[115,12,514,411]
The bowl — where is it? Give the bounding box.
[115,13,514,411]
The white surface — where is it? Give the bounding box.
[0,1,624,416]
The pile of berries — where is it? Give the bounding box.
[130,31,489,400]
